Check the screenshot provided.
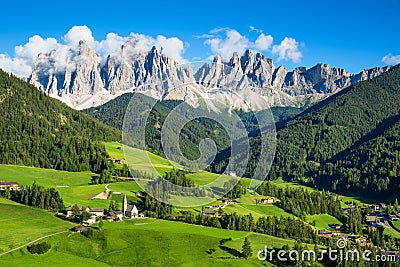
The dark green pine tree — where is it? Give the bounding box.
[241,237,252,259]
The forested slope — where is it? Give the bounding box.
[0,70,120,172]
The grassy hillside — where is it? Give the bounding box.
[305,214,342,230]
[0,163,334,230]
[223,204,293,219]
[1,216,311,266]
[0,189,312,266]
[0,198,73,253]
[0,165,141,208]
[106,141,247,186]
[0,70,121,173]
[0,142,294,218]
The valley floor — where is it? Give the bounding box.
[0,142,398,265]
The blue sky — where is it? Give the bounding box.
[0,0,399,76]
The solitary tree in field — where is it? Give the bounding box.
[81,211,92,222]
[241,237,252,259]
[98,217,104,230]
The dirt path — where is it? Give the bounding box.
[91,184,111,200]
[0,230,68,257]
[91,190,110,200]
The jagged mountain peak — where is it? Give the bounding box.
[29,44,391,110]
[229,52,240,65]
[212,54,223,63]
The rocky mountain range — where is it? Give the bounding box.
[29,39,391,110]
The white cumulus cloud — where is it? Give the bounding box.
[202,28,301,63]
[204,29,252,61]
[0,25,188,77]
[97,32,130,56]
[255,33,273,50]
[382,54,400,65]
[0,54,32,77]
[63,25,96,48]
[14,35,61,67]
[155,35,186,63]
[272,37,302,63]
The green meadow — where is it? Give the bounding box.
[305,214,342,230]
[383,227,400,239]
[0,198,73,253]
[0,164,146,209]
[392,220,400,231]
[0,215,307,267]
[0,141,387,266]
[119,143,175,175]
[0,165,113,208]
[269,177,314,191]
[105,142,248,187]
[0,164,93,187]
[0,142,353,266]
[223,204,293,219]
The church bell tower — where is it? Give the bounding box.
[123,194,128,216]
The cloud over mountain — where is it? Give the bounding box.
[272,37,302,63]
[0,25,187,77]
[201,28,301,62]
[382,53,400,65]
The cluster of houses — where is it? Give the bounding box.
[366,212,398,224]
[66,206,106,224]
[217,197,238,205]
[202,209,220,218]
[0,181,20,191]
[318,225,369,247]
[202,197,239,217]
[256,197,274,205]
[318,224,343,237]
[316,201,400,249]
[69,194,144,229]
[316,211,396,246]
[336,236,369,247]
[344,202,395,215]
[342,202,399,231]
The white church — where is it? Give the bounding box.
[122,194,144,219]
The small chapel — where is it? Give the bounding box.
[122,194,144,219]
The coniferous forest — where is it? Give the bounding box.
[0,70,120,173]
[0,182,64,210]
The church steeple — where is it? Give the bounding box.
[123,194,128,215]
